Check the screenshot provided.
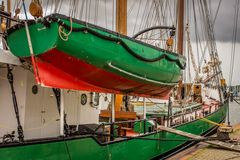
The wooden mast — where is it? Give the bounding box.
[7,0,11,14]
[115,0,127,111]
[100,0,136,121]
[116,0,127,35]
[177,0,184,100]
[177,0,184,55]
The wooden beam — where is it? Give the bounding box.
[158,125,240,153]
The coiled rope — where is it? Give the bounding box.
[58,17,73,41]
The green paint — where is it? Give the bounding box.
[6,15,185,84]
[0,103,227,160]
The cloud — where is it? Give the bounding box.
[212,0,240,43]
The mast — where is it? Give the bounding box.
[116,0,127,35]
[177,0,184,55]
[114,0,127,111]
[7,0,10,14]
[177,0,184,100]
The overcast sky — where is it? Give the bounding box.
[197,0,240,85]
[3,0,240,85]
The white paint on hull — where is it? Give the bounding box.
[0,66,110,140]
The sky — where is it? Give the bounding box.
[2,0,240,85]
[193,0,240,86]
[210,0,240,86]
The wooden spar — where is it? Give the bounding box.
[115,0,127,111]
[203,71,221,83]
[177,0,184,55]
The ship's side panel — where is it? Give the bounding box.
[0,103,227,160]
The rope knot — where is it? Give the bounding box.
[58,17,72,41]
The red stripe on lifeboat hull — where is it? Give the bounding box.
[34,48,172,99]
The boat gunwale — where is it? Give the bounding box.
[6,13,185,61]
[0,101,227,149]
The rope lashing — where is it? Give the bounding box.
[58,17,73,41]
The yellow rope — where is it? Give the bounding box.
[200,117,226,127]
[58,17,73,41]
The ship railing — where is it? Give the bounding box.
[96,118,158,141]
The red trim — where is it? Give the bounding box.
[36,61,114,93]
[33,49,171,99]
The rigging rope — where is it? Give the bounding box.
[94,0,99,25]
[186,25,199,81]
[132,0,142,35]
[198,0,223,69]
[57,0,63,13]
[192,0,202,71]
[21,0,28,19]
[132,0,174,49]
[87,0,92,22]
[112,0,114,31]
[202,0,225,101]
[44,0,49,17]
[79,0,85,20]
[104,0,108,28]
[229,0,240,86]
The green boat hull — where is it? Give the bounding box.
[0,103,227,160]
[6,14,186,97]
